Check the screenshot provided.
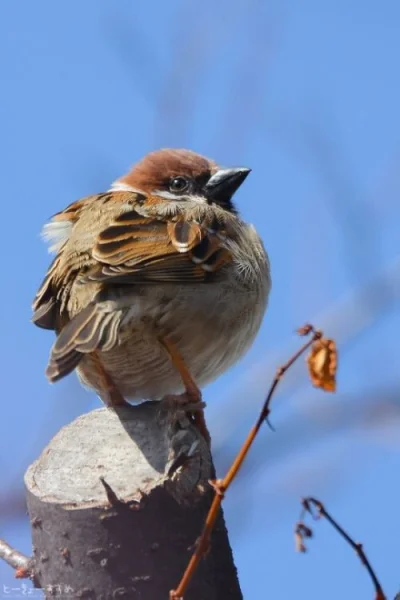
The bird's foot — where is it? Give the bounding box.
[162,392,206,413]
[162,392,211,446]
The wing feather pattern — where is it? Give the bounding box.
[87,210,232,284]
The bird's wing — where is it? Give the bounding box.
[32,192,232,383]
[84,206,232,285]
[32,192,104,331]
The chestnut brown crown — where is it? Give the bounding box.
[118,148,251,213]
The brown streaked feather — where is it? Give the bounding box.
[89,214,232,284]
[46,302,123,382]
[32,247,84,332]
[33,189,232,334]
[46,350,82,383]
[32,254,63,329]
[50,197,89,223]
[34,192,143,330]
[49,191,139,225]
[32,299,57,330]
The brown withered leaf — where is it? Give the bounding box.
[307,338,337,392]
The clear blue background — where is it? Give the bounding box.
[1,1,399,598]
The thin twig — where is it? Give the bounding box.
[297,497,386,600]
[170,324,321,599]
[0,538,33,577]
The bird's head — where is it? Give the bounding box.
[112,148,251,214]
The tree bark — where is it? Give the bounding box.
[24,402,242,600]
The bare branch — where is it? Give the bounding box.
[0,538,34,579]
[296,497,386,600]
[170,324,325,599]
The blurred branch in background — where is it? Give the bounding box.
[105,0,228,146]
[213,1,282,159]
[152,0,220,145]
[268,101,388,286]
[0,491,26,523]
[105,0,281,152]
[105,7,161,105]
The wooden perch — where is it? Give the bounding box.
[23,402,242,599]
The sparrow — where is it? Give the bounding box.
[32,149,271,440]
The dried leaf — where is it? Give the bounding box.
[295,531,307,553]
[294,522,313,552]
[307,338,337,392]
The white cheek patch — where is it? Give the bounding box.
[41,219,73,253]
[153,190,182,201]
[154,190,208,204]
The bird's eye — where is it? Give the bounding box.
[169,176,189,193]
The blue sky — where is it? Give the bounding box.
[1,1,399,598]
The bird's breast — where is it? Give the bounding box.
[77,268,269,402]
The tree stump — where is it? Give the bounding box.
[24,402,242,599]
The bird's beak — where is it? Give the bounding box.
[203,167,251,204]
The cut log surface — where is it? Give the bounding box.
[25,402,242,600]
